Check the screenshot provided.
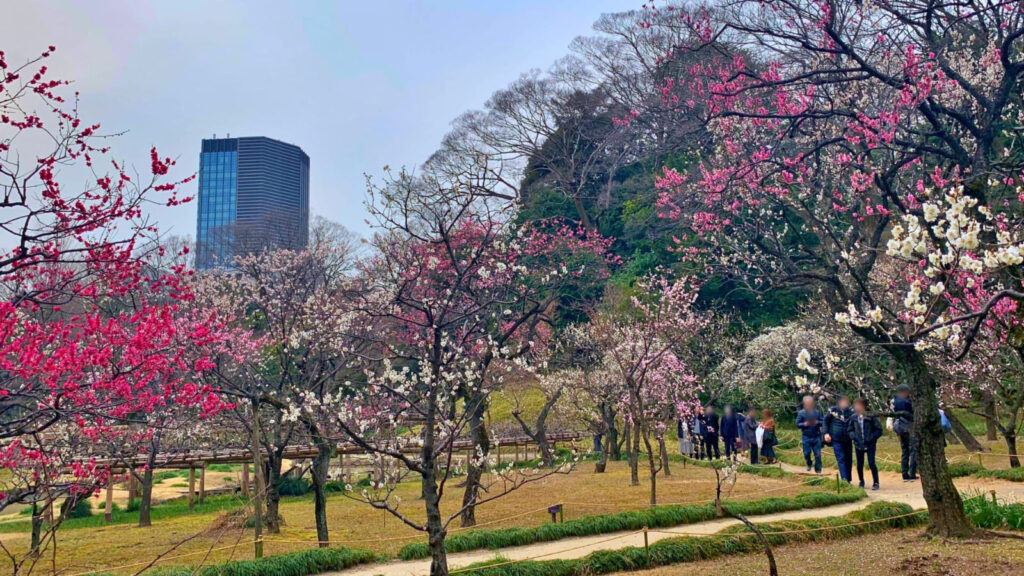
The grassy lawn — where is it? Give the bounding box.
[619,528,1024,576]
[0,460,821,575]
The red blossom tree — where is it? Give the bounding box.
[0,47,229,571]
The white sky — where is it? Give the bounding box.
[1,0,634,240]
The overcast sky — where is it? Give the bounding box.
[2,0,633,239]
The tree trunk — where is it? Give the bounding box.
[659,436,671,477]
[629,422,640,486]
[138,467,154,528]
[606,409,622,459]
[310,437,333,547]
[460,393,489,527]
[643,431,658,506]
[984,392,999,441]
[264,455,283,533]
[946,409,987,452]
[595,432,610,473]
[905,356,975,537]
[29,501,42,555]
[1007,433,1020,468]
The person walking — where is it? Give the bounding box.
[850,397,882,490]
[890,384,918,482]
[758,409,778,464]
[741,406,760,465]
[824,395,854,482]
[796,395,824,473]
[699,405,721,460]
[720,405,744,461]
[677,419,694,457]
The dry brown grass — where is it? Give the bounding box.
[625,529,1024,576]
[0,460,819,575]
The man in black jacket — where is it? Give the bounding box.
[720,405,744,461]
[699,405,720,460]
[850,397,882,490]
[741,406,760,465]
[796,395,824,473]
[891,384,918,481]
[824,395,854,482]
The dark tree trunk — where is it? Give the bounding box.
[945,410,987,453]
[460,394,489,527]
[512,387,562,469]
[643,430,658,506]
[138,467,155,527]
[265,452,284,533]
[984,392,999,441]
[595,431,610,473]
[602,405,618,459]
[29,501,42,555]
[659,436,671,477]
[629,422,641,486]
[310,437,333,546]
[904,355,975,537]
[1007,433,1020,468]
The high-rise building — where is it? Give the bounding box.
[195,136,310,269]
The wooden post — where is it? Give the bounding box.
[188,467,196,511]
[643,527,650,566]
[199,465,206,505]
[241,462,250,497]
[128,470,137,510]
[496,443,502,467]
[105,475,114,523]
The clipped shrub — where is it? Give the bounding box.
[278,476,311,497]
[67,498,93,519]
[397,487,865,560]
[947,461,985,478]
[145,546,375,576]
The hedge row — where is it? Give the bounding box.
[396,486,865,560]
[139,546,377,576]
[455,501,924,576]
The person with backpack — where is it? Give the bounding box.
[890,384,918,482]
[851,397,882,490]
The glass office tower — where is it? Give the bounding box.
[195,136,310,269]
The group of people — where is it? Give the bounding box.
[677,385,925,491]
[677,405,780,468]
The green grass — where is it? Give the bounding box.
[138,545,376,576]
[964,493,1024,530]
[454,501,925,576]
[973,466,1024,482]
[396,486,866,560]
[0,494,246,534]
